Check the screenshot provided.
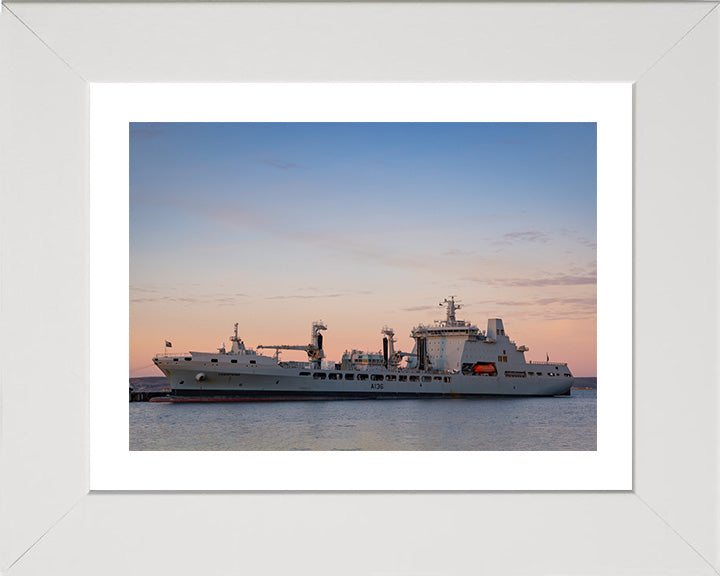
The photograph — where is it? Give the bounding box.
[129,121,597,451]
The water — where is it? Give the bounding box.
[130,389,596,451]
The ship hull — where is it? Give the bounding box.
[150,389,569,403]
[151,363,573,402]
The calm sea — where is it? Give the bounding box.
[129,388,596,451]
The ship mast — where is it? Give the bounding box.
[229,322,246,354]
[440,296,462,326]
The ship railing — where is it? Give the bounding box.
[155,351,192,358]
[527,360,567,366]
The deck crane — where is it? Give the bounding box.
[257,321,327,368]
[381,326,415,368]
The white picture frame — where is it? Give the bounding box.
[1,2,718,575]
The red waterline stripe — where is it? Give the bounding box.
[149,396,332,403]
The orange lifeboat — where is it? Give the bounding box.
[473,363,496,374]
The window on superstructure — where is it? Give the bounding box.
[444,377,451,383]
[211,359,218,363]
[329,373,341,380]
[344,373,354,380]
[300,372,311,376]
[422,376,431,382]
[357,374,368,381]
[409,376,419,382]
[231,359,237,364]
[386,375,397,381]
[503,356,508,362]
[399,375,407,382]
[371,374,383,381]
[250,360,256,364]
[313,372,326,379]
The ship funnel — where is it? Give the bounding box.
[486,318,505,339]
[416,337,427,371]
[381,326,396,366]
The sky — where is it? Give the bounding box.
[130,122,596,377]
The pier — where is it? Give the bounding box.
[129,377,171,402]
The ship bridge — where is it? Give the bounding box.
[411,296,481,339]
[408,297,484,371]
[406,297,533,373]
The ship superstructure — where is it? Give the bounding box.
[151,297,573,402]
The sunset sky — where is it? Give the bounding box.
[130,122,596,377]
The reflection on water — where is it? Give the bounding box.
[130,389,596,451]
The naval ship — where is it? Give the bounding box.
[150,297,573,402]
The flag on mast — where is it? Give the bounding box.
[546,352,549,362]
